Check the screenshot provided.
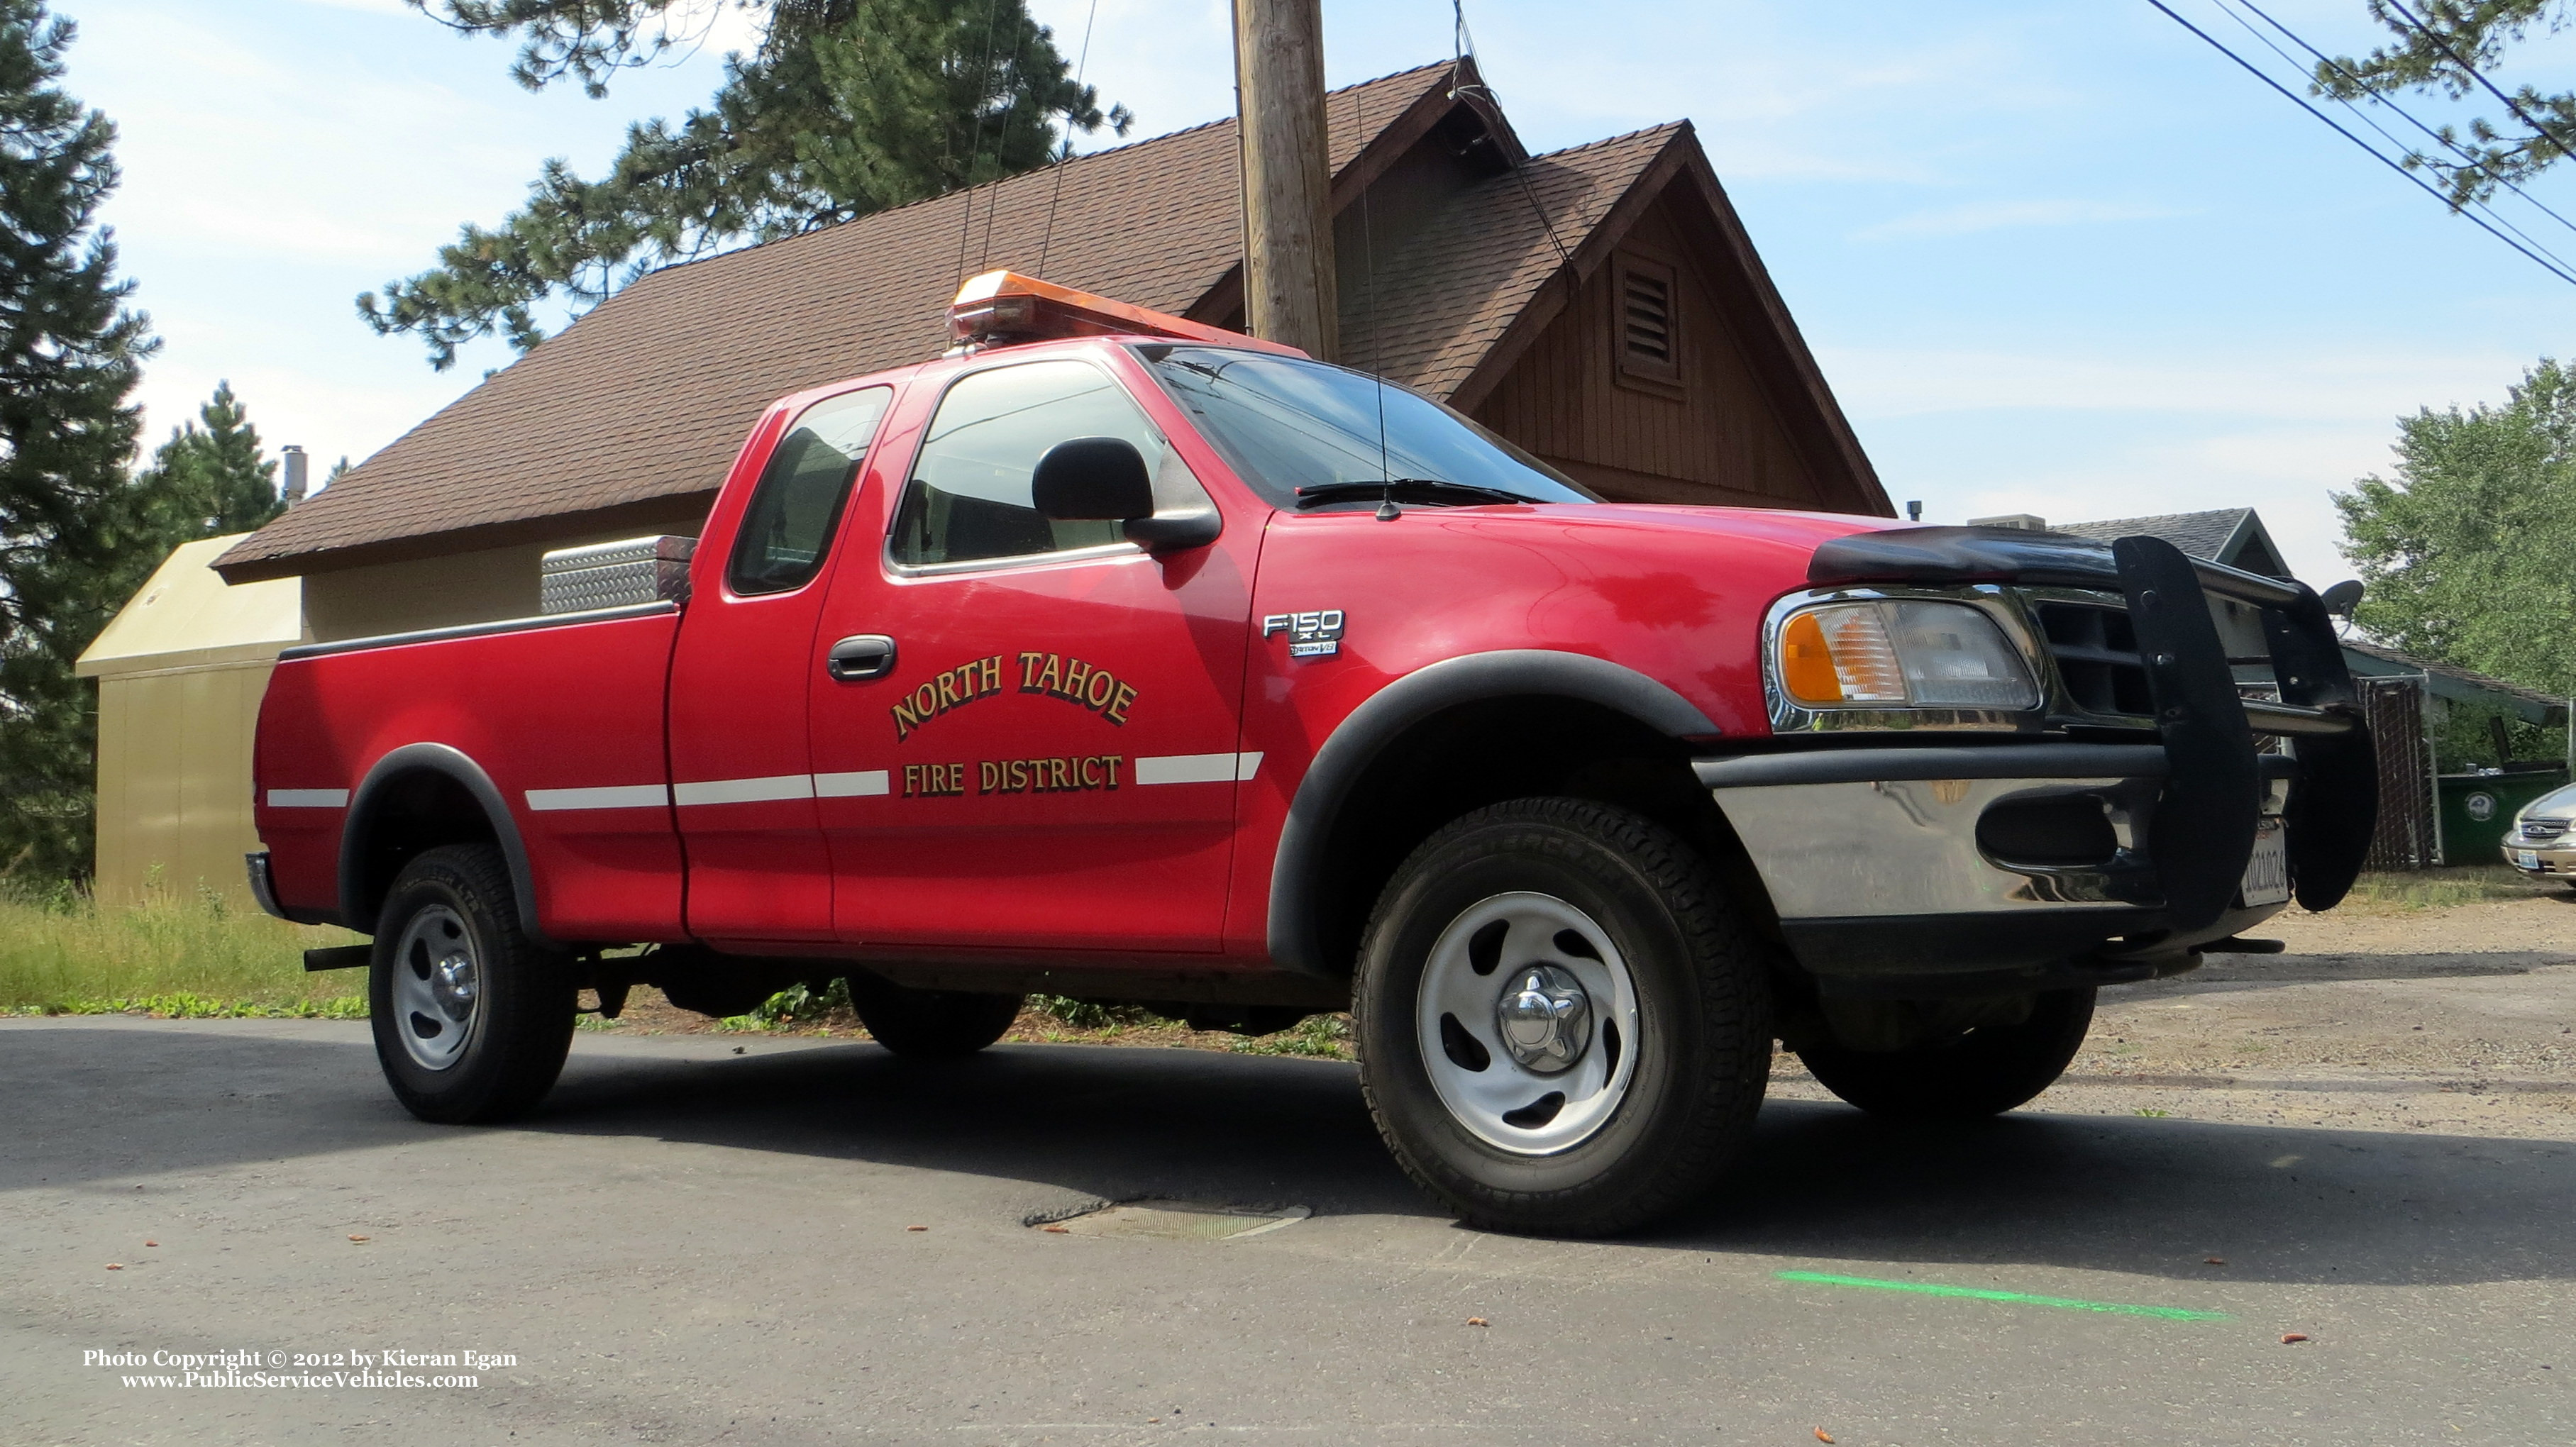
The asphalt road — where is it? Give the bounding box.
[4,1016,2569,1446]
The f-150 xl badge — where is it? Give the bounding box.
[1264,609,1345,659]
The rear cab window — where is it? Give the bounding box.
[728,387,895,595]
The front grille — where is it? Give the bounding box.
[2032,602,2153,717]
[2522,817,2569,843]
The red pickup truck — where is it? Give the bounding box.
[248,273,2377,1235]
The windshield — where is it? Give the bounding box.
[2525,783,2576,819]
[1139,346,1596,511]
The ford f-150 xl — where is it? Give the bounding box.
[248,272,2378,1235]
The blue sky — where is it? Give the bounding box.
[60,0,2576,582]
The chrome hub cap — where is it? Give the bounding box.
[1495,965,1591,1072]
[392,904,482,1072]
[1415,892,1640,1155]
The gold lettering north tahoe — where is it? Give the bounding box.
[1016,652,1137,726]
[890,655,1005,741]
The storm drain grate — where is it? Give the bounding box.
[1031,1201,1310,1241]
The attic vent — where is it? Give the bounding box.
[1612,253,1681,392]
[1624,272,1671,363]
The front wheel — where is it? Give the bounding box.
[369,843,577,1124]
[1796,987,2095,1121]
[1354,798,1774,1236]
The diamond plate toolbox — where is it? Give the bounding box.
[539,535,695,615]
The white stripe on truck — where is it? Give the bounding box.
[525,784,670,812]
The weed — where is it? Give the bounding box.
[2134,1107,2171,1118]
[1029,994,1170,1029]
[2341,866,2542,911]
[9,993,365,1020]
[0,883,367,1014]
[1232,1013,1353,1059]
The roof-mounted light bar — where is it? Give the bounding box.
[945,270,1308,357]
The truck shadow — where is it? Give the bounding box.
[1673,1099,2576,1288]
[2117,949,2569,996]
[7,1023,2571,1290]
[492,1036,2576,1290]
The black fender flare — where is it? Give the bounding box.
[1264,649,1721,975]
[341,743,549,943]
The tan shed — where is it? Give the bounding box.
[74,534,306,902]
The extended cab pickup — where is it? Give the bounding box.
[248,272,2378,1235]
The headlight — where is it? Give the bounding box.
[1777,599,2040,710]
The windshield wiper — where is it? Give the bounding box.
[1293,479,1534,509]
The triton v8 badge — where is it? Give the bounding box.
[1263,609,1345,658]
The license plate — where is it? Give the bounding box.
[2518,850,2542,870]
[2240,819,2289,907]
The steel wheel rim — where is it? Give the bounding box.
[1415,890,1640,1155]
[392,904,482,1072]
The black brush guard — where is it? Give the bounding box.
[1808,526,2378,926]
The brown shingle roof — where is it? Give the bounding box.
[217,64,1456,580]
[1340,123,1684,398]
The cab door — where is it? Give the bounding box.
[667,385,892,945]
[806,353,1260,953]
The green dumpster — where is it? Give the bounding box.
[2437,769,2572,864]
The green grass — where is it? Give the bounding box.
[0,884,367,1017]
[2342,865,2548,911]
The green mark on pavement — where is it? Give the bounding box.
[1776,1270,2229,1322]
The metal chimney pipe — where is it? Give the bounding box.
[282,445,309,506]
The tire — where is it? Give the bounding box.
[1796,987,2095,1121]
[369,843,576,1124]
[1354,797,1773,1237]
[848,977,1024,1058]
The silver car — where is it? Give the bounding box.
[2502,782,2576,888]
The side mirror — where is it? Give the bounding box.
[1031,436,1222,553]
[1032,437,1153,521]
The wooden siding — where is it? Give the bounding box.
[1472,193,1837,510]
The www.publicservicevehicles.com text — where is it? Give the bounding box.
[85,1348,512,1389]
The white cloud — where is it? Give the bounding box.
[1853,199,2191,241]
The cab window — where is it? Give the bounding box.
[727,387,894,596]
[890,360,1173,567]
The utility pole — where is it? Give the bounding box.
[1233,0,1337,360]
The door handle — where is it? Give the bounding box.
[826,634,897,682]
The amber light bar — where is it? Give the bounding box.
[945,270,1308,356]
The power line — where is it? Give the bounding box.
[2223,0,2576,239]
[2379,0,2576,171]
[1448,0,1571,271]
[2209,0,2576,270]
[2145,0,2576,287]
[1035,0,1102,276]
[955,0,1010,284]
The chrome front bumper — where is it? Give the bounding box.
[1701,743,2293,994]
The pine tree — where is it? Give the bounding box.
[0,0,157,881]
[364,0,1127,369]
[133,382,285,539]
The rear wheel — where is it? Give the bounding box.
[1796,987,2095,1121]
[848,977,1024,1058]
[369,844,576,1124]
[1354,798,1772,1236]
